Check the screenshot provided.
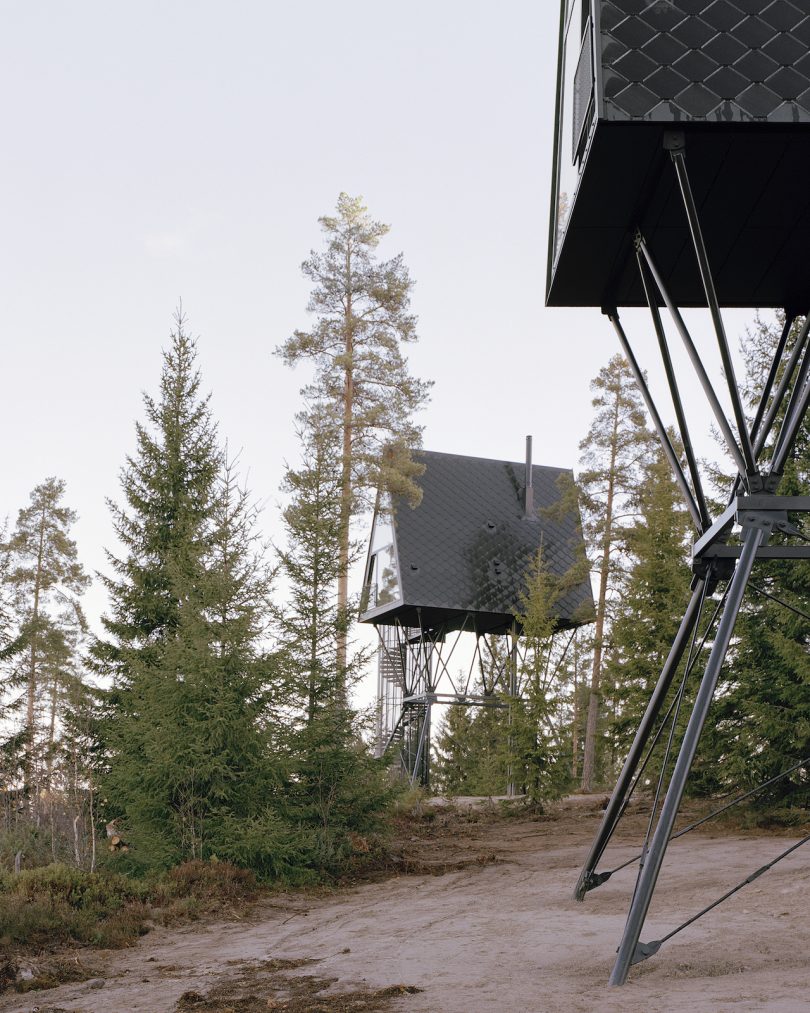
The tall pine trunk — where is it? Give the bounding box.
[25,506,46,803]
[581,398,619,792]
[336,247,353,698]
[571,633,580,779]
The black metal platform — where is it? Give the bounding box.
[548,0,810,309]
[549,122,810,309]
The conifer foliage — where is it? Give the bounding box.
[696,314,810,800]
[577,354,653,790]
[275,403,346,722]
[1,479,89,803]
[95,313,278,868]
[277,193,431,685]
[605,437,692,761]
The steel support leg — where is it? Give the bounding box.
[637,249,710,530]
[771,344,810,477]
[609,524,765,986]
[607,310,704,531]
[669,143,757,478]
[637,236,749,481]
[507,625,519,797]
[573,579,706,900]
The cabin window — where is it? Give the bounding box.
[554,1,593,259]
[361,498,402,613]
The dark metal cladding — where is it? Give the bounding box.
[604,1,810,124]
[359,450,593,635]
[547,0,810,309]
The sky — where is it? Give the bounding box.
[1,1,769,699]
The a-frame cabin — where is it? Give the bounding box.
[360,445,593,784]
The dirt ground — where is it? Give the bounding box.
[3,795,810,1013]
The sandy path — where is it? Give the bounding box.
[3,801,810,1012]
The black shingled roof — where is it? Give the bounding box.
[360,449,594,635]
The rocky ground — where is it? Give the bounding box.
[3,795,810,1012]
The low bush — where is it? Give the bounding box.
[0,858,260,961]
[0,864,150,950]
[150,858,258,920]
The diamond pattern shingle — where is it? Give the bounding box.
[762,1,805,31]
[362,451,593,632]
[792,16,810,44]
[702,31,747,64]
[702,1,745,32]
[762,32,806,64]
[735,49,780,81]
[672,16,716,47]
[603,0,810,122]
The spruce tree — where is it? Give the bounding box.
[695,314,810,800]
[510,548,572,800]
[275,400,394,866]
[605,436,692,763]
[432,705,476,795]
[96,313,278,867]
[275,402,346,722]
[432,693,509,797]
[277,194,431,688]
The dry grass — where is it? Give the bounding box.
[0,859,260,994]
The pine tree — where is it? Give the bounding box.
[0,525,24,664]
[95,312,278,867]
[277,194,431,688]
[578,354,653,791]
[2,479,88,803]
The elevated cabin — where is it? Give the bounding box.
[359,449,593,636]
[548,0,810,309]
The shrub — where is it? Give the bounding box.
[0,858,260,958]
[0,864,150,950]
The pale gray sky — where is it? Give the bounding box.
[1,1,765,671]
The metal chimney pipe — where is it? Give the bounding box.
[524,435,534,517]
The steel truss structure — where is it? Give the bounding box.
[374,614,577,790]
[575,130,810,986]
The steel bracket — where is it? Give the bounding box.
[737,508,786,534]
[579,869,612,897]
[692,495,810,572]
[630,939,662,966]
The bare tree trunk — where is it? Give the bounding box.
[581,401,620,792]
[25,506,47,803]
[89,776,96,873]
[45,671,58,792]
[73,813,81,867]
[571,633,579,780]
[308,561,320,723]
[336,246,354,698]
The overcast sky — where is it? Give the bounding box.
[1,2,766,694]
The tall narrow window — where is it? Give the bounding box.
[554,1,592,259]
[361,497,402,614]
